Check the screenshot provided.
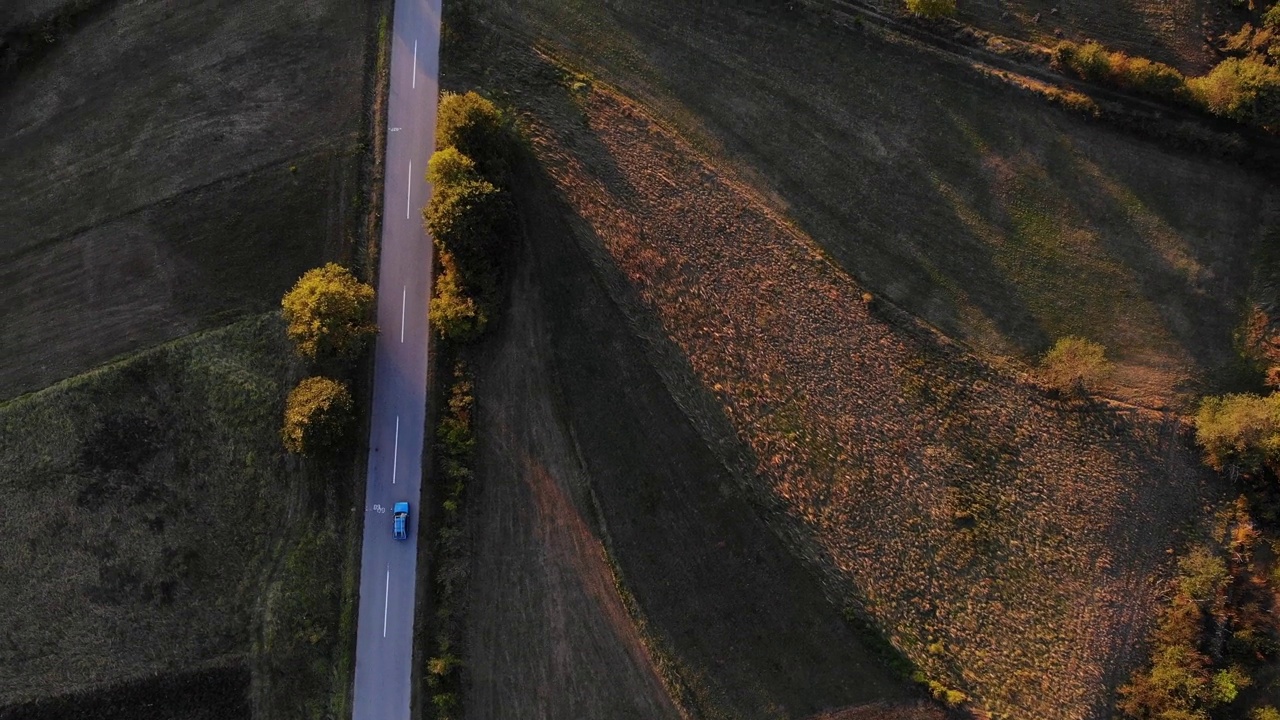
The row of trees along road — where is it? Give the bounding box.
[280,262,378,456]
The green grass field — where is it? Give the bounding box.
[0,314,352,718]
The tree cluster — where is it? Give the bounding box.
[279,262,377,456]
[1120,501,1280,720]
[424,91,517,344]
[1054,1,1280,130]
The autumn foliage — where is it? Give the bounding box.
[424,92,516,344]
[281,263,378,361]
[282,376,354,456]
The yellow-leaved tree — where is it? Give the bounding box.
[281,263,377,360]
[282,376,354,455]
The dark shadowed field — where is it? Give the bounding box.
[0,0,373,400]
[0,316,353,718]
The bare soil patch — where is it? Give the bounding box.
[457,0,1278,411]
[0,0,373,399]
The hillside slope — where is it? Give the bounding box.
[458,0,1277,410]
[447,31,1226,717]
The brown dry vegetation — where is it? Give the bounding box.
[0,0,375,400]
[456,0,1277,411]
[443,19,1231,719]
[463,152,945,718]
[936,0,1224,75]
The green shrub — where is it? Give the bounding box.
[905,0,957,19]
[1055,41,1113,82]
[1194,392,1280,471]
[427,653,461,676]
[1038,337,1111,394]
[1211,665,1252,704]
[1118,641,1214,718]
[423,161,511,300]
[282,376,354,455]
[1113,54,1188,99]
[1253,706,1280,720]
[427,147,481,188]
[430,692,459,716]
[926,681,968,708]
[1178,546,1229,603]
[1266,4,1280,28]
[281,263,378,360]
[435,91,515,183]
[437,373,476,459]
[1190,56,1280,127]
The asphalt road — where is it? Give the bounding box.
[351,0,442,717]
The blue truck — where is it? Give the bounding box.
[393,501,409,541]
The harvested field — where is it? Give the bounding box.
[0,315,350,718]
[457,0,1278,410]
[463,254,679,720]
[0,0,374,399]
[445,29,1229,719]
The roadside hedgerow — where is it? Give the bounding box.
[423,92,518,347]
[435,91,516,184]
[424,363,476,719]
[428,252,487,343]
[424,158,511,302]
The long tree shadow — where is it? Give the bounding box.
[492,77,940,719]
